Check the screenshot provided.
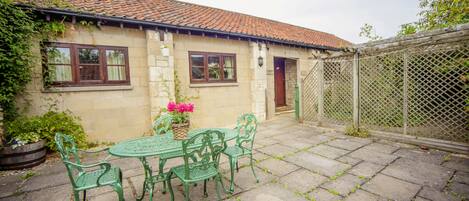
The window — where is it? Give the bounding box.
[189,52,236,83]
[45,43,130,86]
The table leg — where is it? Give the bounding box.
[137,157,155,201]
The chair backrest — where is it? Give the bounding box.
[235,113,258,149]
[181,129,226,180]
[152,113,173,135]
[55,132,83,188]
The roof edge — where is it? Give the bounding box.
[21,4,343,51]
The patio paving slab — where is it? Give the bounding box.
[348,147,398,165]
[336,156,362,166]
[381,157,453,190]
[343,189,386,201]
[321,174,364,196]
[453,171,469,184]
[23,184,72,201]
[308,188,342,201]
[326,139,367,151]
[362,174,421,201]
[448,182,469,199]
[361,143,399,154]
[442,155,469,172]
[279,169,328,193]
[393,148,447,165]
[222,166,276,191]
[309,144,350,159]
[418,186,459,201]
[233,183,307,201]
[256,158,300,177]
[257,144,297,157]
[284,152,351,177]
[348,162,385,178]
[279,139,316,150]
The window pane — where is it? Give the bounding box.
[191,54,204,66]
[106,50,125,65]
[208,56,221,80]
[50,64,72,81]
[223,56,235,80]
[79,65,100,80]
[47,47,70,64]
[107,66,126,81]
[78,48,100,64]
[192,67,205,79]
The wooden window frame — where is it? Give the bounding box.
[44,42,130,87]
[189,51,237,83]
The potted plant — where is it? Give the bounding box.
[0,111,86,170]
[166,101,194,140]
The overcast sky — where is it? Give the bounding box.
[180,0,421,44]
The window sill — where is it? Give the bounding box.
[189,83,239,88]
[42,85,133,93]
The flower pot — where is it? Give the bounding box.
[0,140,47,170]
[172,122,190,140]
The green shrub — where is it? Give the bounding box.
[5,110,87,151]
[345,125,369,138]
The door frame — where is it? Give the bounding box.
[274,57,286,107]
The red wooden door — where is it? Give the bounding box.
[274,58,286,107]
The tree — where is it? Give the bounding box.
[359,23,383,41]
[360,0,469,40]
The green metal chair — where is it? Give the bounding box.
[55,133,124,201]
[223,113,259,192]
[166,129,227,201]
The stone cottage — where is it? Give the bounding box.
[22,0,350,142]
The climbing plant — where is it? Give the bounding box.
[0,0,65,121]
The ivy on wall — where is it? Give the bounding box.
[0,0,65,121]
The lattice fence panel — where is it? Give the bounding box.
[302,62,319,122]
[406,43,469,142]
[323,57,353,125]
[359,52,405,133]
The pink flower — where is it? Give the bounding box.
[186,103,194,112]
[176,103,186,113]
[167,102,177,112]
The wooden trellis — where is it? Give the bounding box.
[302,25,469,144]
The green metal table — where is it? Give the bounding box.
[109,128,238,201]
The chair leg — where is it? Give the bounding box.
[215,175,222,201]
[73,191,80,201]
[83,190,86,201]
[228,158,237,193]
[236,161,239,172]
[203,179,208,197]
[167,171,175,201]
[249,154,259,183]
[159,158,167,194]
[113,183,125,201]
[183,183,190,201]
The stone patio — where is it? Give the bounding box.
[1,114,468,201]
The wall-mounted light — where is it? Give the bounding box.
[258,56,264,68]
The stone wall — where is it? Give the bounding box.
[285,59,297,110]
[173,34,253,128]
[22,24,152,142]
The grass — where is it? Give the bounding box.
[345,125,369,138]
[329,171,345,180]
[20,170,36,180]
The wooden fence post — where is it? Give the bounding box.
[352,52,360,129]
[403,52,409,135]
[317,59,325,123]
